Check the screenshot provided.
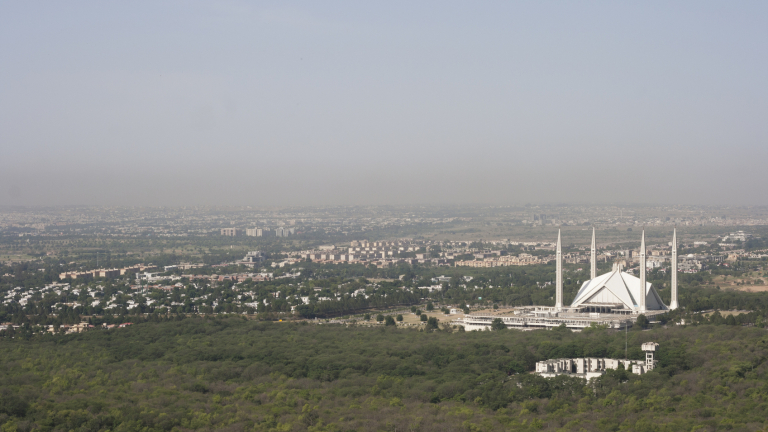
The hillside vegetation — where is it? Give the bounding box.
[1,318,768,431]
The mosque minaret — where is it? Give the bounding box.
[555,229,563,310]
[670,228,679,310]
[590,227,597,280]
[639,229,647,313]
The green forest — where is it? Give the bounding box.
[1,317,768,432]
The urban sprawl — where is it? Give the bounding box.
[1,205,767,337]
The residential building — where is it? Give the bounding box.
[275,227,295,237]
[238,251,265,268]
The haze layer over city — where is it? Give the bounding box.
[2,2,767,206]
[2,2,768,432]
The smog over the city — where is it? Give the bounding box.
[2,2,767,206]
[3,3,768,432]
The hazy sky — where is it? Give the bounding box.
[2,1,767,206]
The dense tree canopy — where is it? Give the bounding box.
[1,317,767,431]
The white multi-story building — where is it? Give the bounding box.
[246,228,275,237]
[535,342,659,379]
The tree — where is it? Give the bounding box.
[725,314,737,326]
[635,314,648,329]
[396,314,403,322]
[385,316,396,326]
[376,314,384,322]
[426,302,434,311]
[709,311,725,325]
[491,318,506,331]
[0,392,29,417]
[420,314,427,322]
[426,317,439,331]
[756,316,765,328]
[364,313,371,321]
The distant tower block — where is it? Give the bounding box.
[670,228,679,310]
[642,342,659,371]
[590,227,597,280]
[555,229,563,310]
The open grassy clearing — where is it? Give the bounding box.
[712,273,768,292]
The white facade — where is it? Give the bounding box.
[455,311,630,331]
[570,269,667,312]
[535,342,659,379]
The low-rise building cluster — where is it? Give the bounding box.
[222,227,295,237]
[60,264,157,281]
[456,253,551,267]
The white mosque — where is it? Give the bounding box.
[564,227,679,314]
[457,228,680,331]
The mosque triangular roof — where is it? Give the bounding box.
[570,269,667,311]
